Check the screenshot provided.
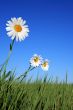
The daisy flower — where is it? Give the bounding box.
[30,54,42,67]
[6,17,29,41]
[41,59,49,71]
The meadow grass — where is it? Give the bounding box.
[0,71,73,110]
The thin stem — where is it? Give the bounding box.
[0,39,15,73]
[16,66,35,82]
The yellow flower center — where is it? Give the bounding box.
[34,57,39,63]
[42,62,48,67]
[14,25,22,32]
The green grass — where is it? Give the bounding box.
[0,76,73,110]
[0,61,73,110]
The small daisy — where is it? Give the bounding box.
[41,59,49,71]
[6,17,29,41]
[30,54,42,67]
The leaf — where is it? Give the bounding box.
[0,70,11,81]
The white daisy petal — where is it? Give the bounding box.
[11,17,17,23]
[17,17,23,24]
[41,60,49,71]
[30,54,43,67]
[11,36,15,40]
[24,25,28,28]
[6,17,29,42]
[7,20,12,25]
[6,23,10,26]
[7,31,14,37]
[23,20,26,25]
[6,27,12,31]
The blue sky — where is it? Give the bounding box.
[0,0,73,82]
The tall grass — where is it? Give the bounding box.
[0,70,73,110]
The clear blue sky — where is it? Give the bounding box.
[0,0,73,82]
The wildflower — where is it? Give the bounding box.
[41,59,49,71]
[30,54,42,67]
[6,17,29,41]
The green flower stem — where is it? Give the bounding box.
[0,39,15,73]
[16,66,35,82]
[20,67,35,82]
[5,38,15,65]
